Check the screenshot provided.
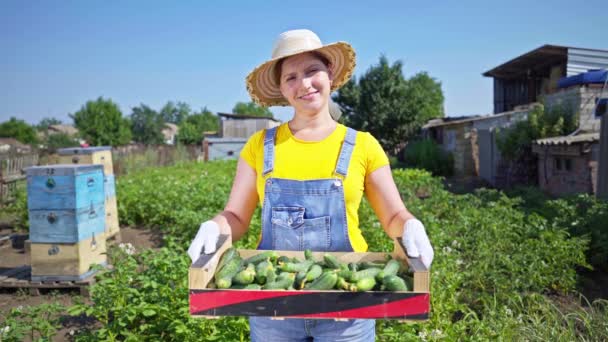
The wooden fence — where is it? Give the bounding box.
[0,154,39,204]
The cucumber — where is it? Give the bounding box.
[376,259,401,281]
[350,267,382,282]
[359,261,386,270]
[277,256,291,264]
[264,273,295,290]
[245,251,279,265]
[231,283,262,290]
[266,268,277,283]
[382,275,409,291]
[323,254,341,269]
[305,264,323,282]
[215,257,243,286]
[304,249,314,261]
[233,263,256,285]
[337,269,353,280]
[295,270,307,289]
[350,277,376,292]
[216,247,239,272]
[279,260,314,273]
[336,276,351,291]
[255,260,273,284]
[348,262,358,272]
[305,271,338,290]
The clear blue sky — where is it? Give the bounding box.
[2,0,607,125]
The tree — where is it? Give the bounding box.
[177,107,218,144]
[333,56,444,154]
[160,101,191,124]
[0,117,38,144]
[36,117,62,131]
[232,101,274,118]
[70,97,132,146]
[130,104,165,145]
[46,133,78,151]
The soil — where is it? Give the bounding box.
[0,227,163,341]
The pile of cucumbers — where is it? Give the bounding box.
[212,248,413,292]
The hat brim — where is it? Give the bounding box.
[246,42,356,107]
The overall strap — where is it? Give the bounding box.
[334,127,358,177]
[262,126,278,176]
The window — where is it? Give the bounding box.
[554,157,573,172]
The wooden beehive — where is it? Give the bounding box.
[189,235,430,320]
[57,146,119,238]
[30,232,107,281]
[26,165,106,243]
[26,164,108,281]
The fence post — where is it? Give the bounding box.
[598,114,608,199]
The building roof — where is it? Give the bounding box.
[482,44,608,79]
[218,112,281,122]
[48,124,79,136]
[534,132,600,146]
[0,138,29,148]
[422,104,536,129]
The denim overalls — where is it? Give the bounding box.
[249,126,375,342]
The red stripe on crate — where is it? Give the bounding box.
[190,290,307,314]
[288,293,430,319]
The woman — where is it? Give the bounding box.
[188,29,434,341]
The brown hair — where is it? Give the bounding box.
[273,51,331,85]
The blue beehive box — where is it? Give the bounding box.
[104,174,116,199]
[26,164,106,243]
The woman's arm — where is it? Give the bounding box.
[211,158,259,241]
[364,165,415,238]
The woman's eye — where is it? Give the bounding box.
[286,76,295,81]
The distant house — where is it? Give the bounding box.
[162,123,179,145]
[0,138,32,155]
[203,113,281,161]
[423,44,608,191]
[217,113,281,139]
[532,133,600,196]
[48,124,79,137]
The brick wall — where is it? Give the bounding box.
[536,149,594,196]
[544,85,603,132]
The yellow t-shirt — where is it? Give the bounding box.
[240,123,389,252]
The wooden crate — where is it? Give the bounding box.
[189,235,430,320]
[30,232,107,281]
[26,165,106,244]
[57,146,114,175]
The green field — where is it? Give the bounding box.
[1,160,607,341]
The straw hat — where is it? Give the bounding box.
[246,29,356,108]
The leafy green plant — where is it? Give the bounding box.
[0,303,64,342]
[403,139,454,177]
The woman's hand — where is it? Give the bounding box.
[187,221,220,263]
[402,218,434,269]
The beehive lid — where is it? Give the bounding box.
[25,164,104,176]
[57,146,112,155]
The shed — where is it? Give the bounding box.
[532,132,600,196]
[483,45,608,114]
[218,113,280,138]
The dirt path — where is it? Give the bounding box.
[0,227,163,341]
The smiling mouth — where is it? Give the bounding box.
[298,91,319,99]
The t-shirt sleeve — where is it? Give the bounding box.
[239,129,264,170]
[364,132,390,174]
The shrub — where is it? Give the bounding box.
[403,139,454,176]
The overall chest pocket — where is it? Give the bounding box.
[271,206,330,251]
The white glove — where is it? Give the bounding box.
[187,221,220,263]
[402,218,434,269]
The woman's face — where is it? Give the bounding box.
[279,52,333,116]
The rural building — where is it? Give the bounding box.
[202,113,281,161]
[532,133,600,196]
[423,44,608,193]
[162,123,179,145]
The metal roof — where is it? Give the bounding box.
[483,44,608,79]
[218,112,281,122]
[534,132,600,146]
